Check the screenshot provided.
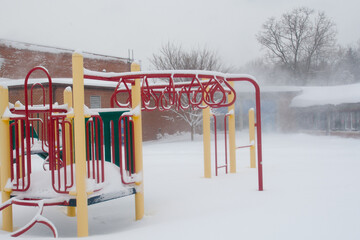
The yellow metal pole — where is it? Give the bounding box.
[0,85,13,232]
[249,108,256,168]
[131,63,144,221]
[64,87,76,217]
[202,104,211,178]
[228,81,236,173]
[72,53,88,237]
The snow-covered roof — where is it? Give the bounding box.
[0,39,129,62]
[235,85,302,93]
[290,83,360,108]
[0,77,118,88]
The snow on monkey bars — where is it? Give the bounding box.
[84,69,237,111]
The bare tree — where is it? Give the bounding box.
[256,7,337,85]
[150,42,225,140]
[151,42,224,71]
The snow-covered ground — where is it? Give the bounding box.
[0,132,359,239]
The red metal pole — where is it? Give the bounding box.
[95,117,100,183]
[86,121,91,178]
[228,77,263,191]
[224,115,229,174]
[213,115,218,176]
[62,120,67,191]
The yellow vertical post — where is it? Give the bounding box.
[72,53,88,237]
[249,108,256,168]
[64,87,76,217]
[228,81,236,173]
[0,85,13,232]
[202,104,211,178]
[131,63,144,221]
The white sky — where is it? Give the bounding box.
[0,0,359,70]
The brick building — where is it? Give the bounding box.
[0,39,189,141]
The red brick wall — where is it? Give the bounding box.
[0,43,130,79]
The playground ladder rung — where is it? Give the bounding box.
[216,165,227,169]
[236,144,253,149]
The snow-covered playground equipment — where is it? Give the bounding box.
[0,53,263,237]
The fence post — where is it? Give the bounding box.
[0,84,13,232]
[228,81,236,173]
[249,108,256,168]
[64,87,76,217]
[131,62,144,221]
[72,52,89,237]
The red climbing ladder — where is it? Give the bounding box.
[212,111,234,176]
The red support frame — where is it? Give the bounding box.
[227,77,263,191]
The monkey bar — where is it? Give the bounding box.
[85,69,263,191]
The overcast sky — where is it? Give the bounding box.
[0,0,359,71]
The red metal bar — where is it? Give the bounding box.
[110,78,132,108]
[20,119,27,190]
[61,120,67,191]
[91,121,95,180]
[223,114,229,174]
[14,120,20,188]
[65,120,74,188]
[124,118,129,172]
[212,115,219,176]
[86,119,91,178]
[129,118,135,174]
[228,77,263,191]
[56,119,61,191]
[141,76,159,111]
[30,82,46,106]
[9,122,15,181]
[98,116,105,182]
[111,120,115,164]
[126,116,132,174]
[12,108,67,115]
[118,115,135,185]
[95,117,99,182]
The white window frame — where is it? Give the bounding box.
[90,95,101,109]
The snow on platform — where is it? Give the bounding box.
[8,155,136,204]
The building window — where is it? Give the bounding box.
[90,95,101,109]
[353,111,360,131]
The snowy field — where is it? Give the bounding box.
[0,132,359,239]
